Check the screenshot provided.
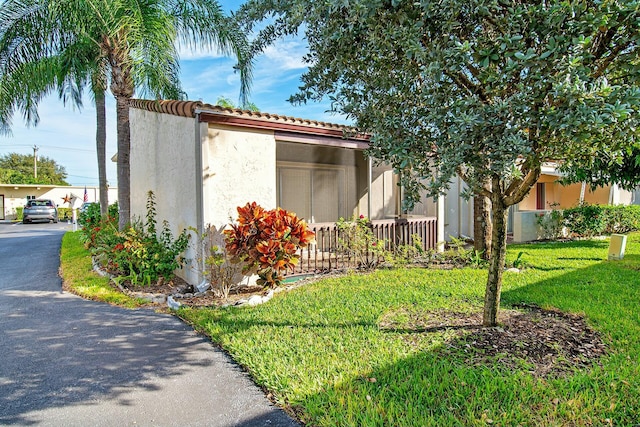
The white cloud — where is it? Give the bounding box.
[262,38,309,71]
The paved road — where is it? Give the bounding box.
[0,222,299,427]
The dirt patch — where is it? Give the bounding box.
[380,305,607,378]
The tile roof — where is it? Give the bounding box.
[129,99,354,133]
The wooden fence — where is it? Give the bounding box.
[286,217,438,277]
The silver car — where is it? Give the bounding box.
[23,199,59,224]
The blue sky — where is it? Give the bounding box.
[0,2,347,187]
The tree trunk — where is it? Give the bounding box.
[115,94,131,230]
[483,188,509,327]
[95,90,108,217]
[473,194,492,259]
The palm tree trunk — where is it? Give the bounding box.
[115,93,130,230]
[483,181,509,327]
[95,90,108,216]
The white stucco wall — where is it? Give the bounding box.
[130,109,201,284]
[202,124,277,231]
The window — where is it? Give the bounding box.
[277,163,347,223]
[26,195,36,200]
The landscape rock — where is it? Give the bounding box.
[196,281,211,293]
[167,295,182,310]
[247,295,264,306]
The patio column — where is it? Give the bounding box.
[437,193,445,252]
[367,156,372,218]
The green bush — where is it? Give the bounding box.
[336,215,387,270]
[78,202,102,229]
[563,204,640,237]
[80,193,189,286]
[601,204,640,234]
[15,207,23,221]
[58,207,73,221]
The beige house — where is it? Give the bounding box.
[512,163,637,241]
[128,100,446,284]
[128,99,638,283]
[0,184,117,220]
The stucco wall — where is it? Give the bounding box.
[518,179,627,211]
[130,108,200,284]
[513,210,545,242]
[202,124,276,231]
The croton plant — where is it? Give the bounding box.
[224,202,315,287]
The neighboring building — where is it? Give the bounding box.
[512,163,636,241]
[0,184,118,220]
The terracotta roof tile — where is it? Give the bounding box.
[129,98,352,132]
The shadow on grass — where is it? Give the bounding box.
[177,236,640,426]
[298,251,639,425]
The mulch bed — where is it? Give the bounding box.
[380,304,607,378]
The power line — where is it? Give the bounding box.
[1,143,95,153]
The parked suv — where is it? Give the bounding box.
[23,199,59,224]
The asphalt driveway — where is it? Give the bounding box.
[0,222,298,426]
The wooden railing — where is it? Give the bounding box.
[287,217,437,277]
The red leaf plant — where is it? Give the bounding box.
[224,202,315,287]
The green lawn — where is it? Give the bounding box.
[60,232,145,308]
[177,234,640,426]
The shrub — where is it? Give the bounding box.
[535,203,565,240]
[206,245,243,300]
[563,204,606,237]
[336,215,388,269]
[58,207,73,221]
[224,202,315,288]
[78,203,102,228]
[391,234,432,267]
[563,204,640,237]
[601,205,640,234]
[80,192,190,286]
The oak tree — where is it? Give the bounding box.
[240,0,640,325]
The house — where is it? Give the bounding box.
[128,99,443,284]
[0,184,117,220]
[128,99,638,284]
[512,163,637,241]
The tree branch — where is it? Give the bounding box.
[592,41,633,79]
[456,165,492,198]
[445,70,489,103]
[504,165,541,206]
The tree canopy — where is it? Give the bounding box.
[240,0,640,325]
[0,152,69,185]
[1,0,252,229]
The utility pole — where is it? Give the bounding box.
[33,145,38,179]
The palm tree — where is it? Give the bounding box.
[0,0,251,229]
[0,1,110,213]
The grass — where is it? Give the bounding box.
[60,231,145,308]
[176,234,640,426]
[59,231,640,425]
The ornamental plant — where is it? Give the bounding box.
[336,215,387,270]
[224,202,315,288]
[79,192,189,286]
